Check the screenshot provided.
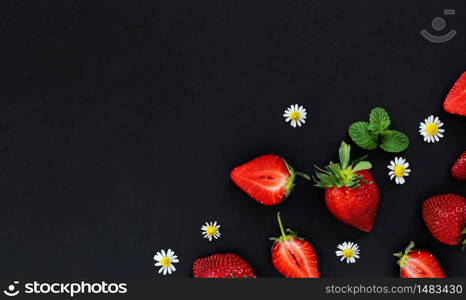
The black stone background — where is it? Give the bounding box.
[0,0,465,277]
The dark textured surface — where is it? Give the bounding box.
[0,0,465,277]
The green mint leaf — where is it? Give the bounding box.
[368,107,391,132]
[379,130,409,152]
[348,121,378,150]
[338,142,351,169]
[379,129,393,135]
[352,161,372,172]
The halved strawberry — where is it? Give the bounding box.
[270,212,320,278]
[393,241,446,278]
[230,155,309,206]
[443,72,466,116]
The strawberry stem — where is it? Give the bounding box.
[276,212,287,238]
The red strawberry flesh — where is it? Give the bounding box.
[394,242,445,278]
[231,154,308,206]
[444,72,466,116]
[271,213,320,278]
[272,238,319,278]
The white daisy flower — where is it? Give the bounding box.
[283,104,307,128]
[335,241,360,264]
[154,249,179,275]
[201,221,221,241]
[419,115,445,143]
[387,157,411,185]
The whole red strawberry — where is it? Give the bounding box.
[231,154,309,206]
[443,72,466,117]
[314,142,380,232]
[422,194,466,246]
[193,253,255,278]
[451,151,466,181]
[393,241,446,278]
[270,213,320,278]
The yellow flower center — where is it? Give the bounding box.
[394,165,405,177]
[425,123,438,136]
[342,249,354,258]
[290,111,301,121]
[206,226,217,236]
[160,257,172,267]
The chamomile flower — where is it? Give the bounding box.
[387,157,411,185]
[283,104,307,128]
[419,115,445,143]
[154,249,179,275]
[201,221,221,241]
[335,241,360,264]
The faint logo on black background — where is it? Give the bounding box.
[421,9,456,43]
[3,281,20,297]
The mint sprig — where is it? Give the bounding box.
[348,107,409,153]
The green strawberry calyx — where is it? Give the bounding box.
[283,159,310,197]
[269,212,304,243]
[393,241,415,268]
[313,141,373,189]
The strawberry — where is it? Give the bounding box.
[451,151,466,181]
[192,253,255,278]
[443,72,466,116]
[230,154,310,206]
[422,193,466,246]
[314,142,380,232]
[270,212,319,278]
[393,241,446,278]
